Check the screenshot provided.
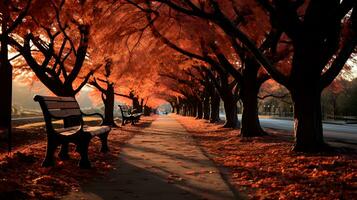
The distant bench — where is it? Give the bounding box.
[34,95,111,169]
[118,105,142,126]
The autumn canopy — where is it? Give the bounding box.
[0,0,356,153]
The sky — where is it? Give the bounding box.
[12,80,95,111]
[351,64,357,78]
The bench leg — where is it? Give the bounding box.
[77,135,91,169]
[58,142,70,160]
[42,138,57,167]
[99,132,109,153]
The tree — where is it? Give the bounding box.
[0,0,31,151]
[335,78,357,116]
[154,0,357,152]
[136,4,242,127]
[9,0,93,98]
[256,0,356,151]
[89,59,118,126]
[124,1,289,131]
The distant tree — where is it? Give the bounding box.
[160,69,204,118]
[337,78,357,116]
[89,59,118,127]
[321,79,347,119]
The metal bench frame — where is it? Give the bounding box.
[118,105,142,126]
[34,95,111,169]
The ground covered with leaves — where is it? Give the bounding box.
[0,116,155,200]
[174,115,357,200]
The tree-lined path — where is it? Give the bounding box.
[63,115,236,200]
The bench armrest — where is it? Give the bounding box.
[81,112,105,124]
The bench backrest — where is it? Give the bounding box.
[34,95,82,131]
[118,105,131,117]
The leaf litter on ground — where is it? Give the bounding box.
[173,115,357,200]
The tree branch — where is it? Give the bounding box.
[5,0,32,35]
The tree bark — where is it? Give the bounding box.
[223,98,239,128]
[288,41,328,152]
[291,87,326,152]
[172,105,176,113]
[132,97,141,113]
[210,89,220,123]
[144,105,152,116]
[203,89,210,120]
[140,99,144,113]
[240,60,266,137]
[102,85,116,126]
[176,105,180,114]
[241,89,265,137]
[170,102,175,113]
[0,11,12,147]
[192,103,197,117]
[196,101,203,119]
[183,105,187,116]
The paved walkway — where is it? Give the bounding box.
[63,116,236,200]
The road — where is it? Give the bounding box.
[220,114,357,148]
[259,118,357,146]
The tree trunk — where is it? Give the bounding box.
[210,90,220,123]
[0,14,12,150]
[172,106,176,113]
[132,97,141,113]
[196,101,203,119]
[223,98,240,128]
[144,105,151,116]
[0,50,12,133]
[176,105,180,114]
[192,104,197,117]
[183,105,187,116]
[170,102,175,113]
[240,60,266,137]
[241,90,265,137]
[140,99,144,113]
[102,86,116,126]
[203,94,210,120]
[291,88,326,152]
[289,42,328,152]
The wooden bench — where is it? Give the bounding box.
[118,105,142,126]
[34,95,111,169]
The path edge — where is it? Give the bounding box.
[171,116,247,200]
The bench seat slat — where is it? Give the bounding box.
[49,109,82,118]
[37,96,77,101]
[57,125,111,136]
[46,101,80,109]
